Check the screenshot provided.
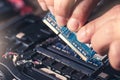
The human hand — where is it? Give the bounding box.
[38,0,99,31]
[77,5,120,70]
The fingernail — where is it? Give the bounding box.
[48,6,54,15]
[77,28,87,42]
[40,2,48,11]
[55,16,67,27]
[67,18,80,32]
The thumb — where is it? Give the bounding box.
[76,5,117,43]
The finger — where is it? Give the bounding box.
[38,0,48,11]
[109,40,120,71]
[54,0,76,26]
[77,6,117,42]
[44,0,54,14]
[67,0,99,32]
[90,21,114,55]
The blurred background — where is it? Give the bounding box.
[0,0,120,23]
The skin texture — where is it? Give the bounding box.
[38,0,120,70]
[38,0,99,31]
[77,5,120,70]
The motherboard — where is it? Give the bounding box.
[0,13,119,80]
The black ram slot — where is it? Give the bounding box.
[33,50,87,80]
[47,46,100,71]
[36,47,95,76]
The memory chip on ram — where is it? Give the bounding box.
[42,12,104,66]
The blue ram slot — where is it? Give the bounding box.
[43,12,103,66]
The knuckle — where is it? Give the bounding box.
[71,12,87,24]
[72,12,84,21]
